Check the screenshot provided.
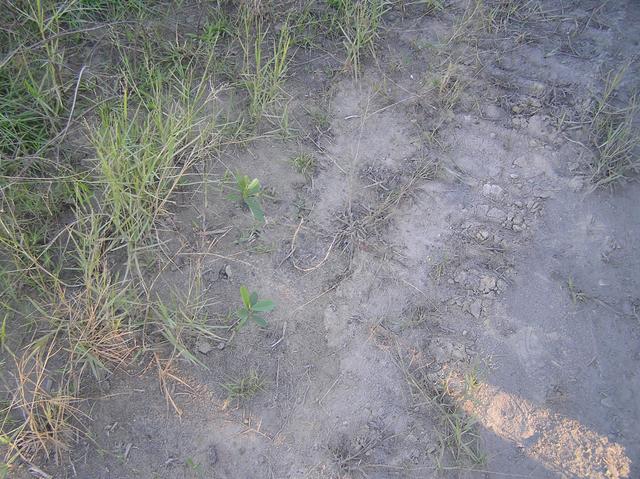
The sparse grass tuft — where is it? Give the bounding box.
[2,346,86,466]
[336,0,387,79]
[152,280,226,368]
[337,161,438,258]
[77,0,147,20]
[291,153,317,180]
[239,8,293,123]
[587,67,639,188]
[222,369,265,404]
[398,353,485,469]
[449,0,540,42]
[431,62,465,111]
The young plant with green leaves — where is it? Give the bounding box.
[197,14,231,44]
[236,285,275,328]
[228,175,265,222]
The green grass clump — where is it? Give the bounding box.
[89,61,218,248]
[77,0,147,20]
[0,69,56,157]
[336,0,387,79]
[291,153,317,180]
[222,369,265,404]
[239,8,293,123]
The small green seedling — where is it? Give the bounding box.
[185,457,204,476]
[291,153,316,180]
[194,15,230,44]
[228,175,265,222]
[236,285,275,328]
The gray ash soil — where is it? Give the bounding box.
[22,1,640,478]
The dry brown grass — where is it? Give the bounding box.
[2,345,86,466]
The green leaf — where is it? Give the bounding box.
[237,308,249,320]
[252,300,275,312]
[251,315,267,327]
[227,193,241,202]
[247,178,261,194]
[249,292,258,306]
[244,197,264,222]
[240,286,251,308]
[237,175,249,190]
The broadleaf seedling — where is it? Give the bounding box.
[236,285,275,328]
[228,175,265,223]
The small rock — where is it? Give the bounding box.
[487,207,507,221]
[484,104,506,120]
[454,270,468,284]
[197,339,213,355]
[217,341,226,350]
[479,275,497,293]
[475,230,490,242]
[409,448,421,463]
[482,183,504,199]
